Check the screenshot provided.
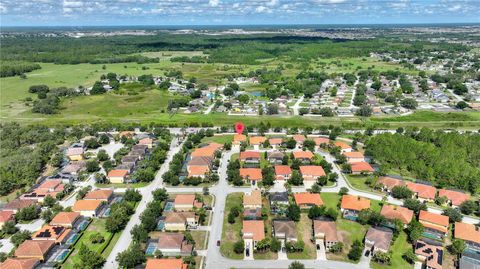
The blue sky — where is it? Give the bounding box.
[0,0,479,26]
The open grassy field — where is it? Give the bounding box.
[220,192,244,260]
[201,135,234,144]
[191,230,208,250]
[287,213,317,259]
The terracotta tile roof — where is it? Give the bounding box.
[191,147,217,158]
[454,222,480,244]
[292,135,306,142]
[84,189,113,200]
[380,205,414,225]
[293,192,323,206]
[239,168,262,181]
[66,147,84,156]
[49,212,80,226]
[437,189,470,206]
[419,210,449,233]
[334,141,351,150]
[343,151,364,158]
[406,182,437,200]
[165,212,195,223]
[350,162,374,173]
[37,179,63,190]
[239,151,261,160]
[119,131,135,138]
[341,195,370,211]
[268,138,283,145]
[33,225,71,242]
[174,194,196,206]
[415,240,443,269]
[292,151,314,160]
[233,134,247,143]
[204,142,224,150]
[145,258,187,269]
[275,165,292,176]
[138,138,153,145]
[365,227,393,251]
[107,169,129,178]
[4,199,36,211]
[156,232,185,249]
[242,220,265,241]
[299,166,326,178]
[313,220,338,242]
[187,156,213,166]
[243,190,262,207]
[188,166,210,177]
[1,258,39,269]
[378,176,405,190]
[0,210,15,223]
[72,200,102,212]
[249,136,266,145]
[313,137,330,146]
[14,240,54,259]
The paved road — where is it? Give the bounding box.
[291,95,304,116]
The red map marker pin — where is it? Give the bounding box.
[235,122,245,135]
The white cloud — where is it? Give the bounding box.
[266,0,279,6]
[209,0,220,7]
[313,0,347,4]
[255,5,267,13]
[448,4,462,11]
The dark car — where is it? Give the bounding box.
[365,250,370,257]
[217,240,221,246]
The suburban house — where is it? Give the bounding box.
[243,190,262,210]
[240,151,261,166]
[365,227,393,253]
[454,222,480,251]
[350,162,374,174]
[292,150,314,163]
[121,155,139,166]
[187,156,213,172]
[239,168,262,186]
[115,163,135,174]
[107,169,129,184]
[164,212,198,231]
[14,240,55,261]
[334,141,352,152]
[145,258,188,269]
[273,220,297,242]
[269,192,289,214]
[437,189,470,207]
[233,134,247,150]
[1,258,40,269]
[191,147,217,159]
[33,225,72,245]
[299,165,326,188]
[155,232,194,256]
[292,134,306,148]
[249,136,266,150]
[0,210,15,229]
[293,192,323,209]
[340,195,371,221]
[313,137,330,150]
[378,176,405,193]
[419,210,449,240]
[274,165,292,181]
[406,182,437,202]
[21,179,65,203]
[187,166,210,178]
[84,189,114,202]
[138,137,154,148]
[66,147,84,161]
[49,212,81,228]
[313,220,339,252]
[268,138,283,150]
[72,200,103,217]
[415,240,444,269]
[61,161,86,177]
[343,151,365,163]
[243,220,265,254]
[173,194,203,211]
[267,151,285,164]
[380,205,414,227]
[131,144,148,157]
[3,199,37,213]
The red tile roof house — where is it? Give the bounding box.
[293,192,323,209]
[138,137,155,148]
[334,141,352,153]
[232,134,247,150]
[243,220,265,255]
[173,194,203,211]
[14,240,55,261]
[268,138,283,150]
[340,195,371,221]
[187,156,213,171]
[267,151,285,164]
[107,169,129,184]
[292,150,314,164]
[1,258,40,269]
[72,200,104,218]
[49,212,81,228]
[84,189,114,202]
[380,205,414,228]
[274,165,292,181]
[350,162,374,175]
[342,151,365,163]
[313,220,339,252]
[454,222,480,251]
[406,182,437,203]
[299,165,326,188]
[378,176,405,193]
[155,232,194,256]
[33,225,72,245]
[419,210,449,240]
[313,137,330,150]
[145,258,188,269]
[365,227,393,253]
[187,166,210,178]
[21,179,65,203]
[3,199,37,213]
[240,151,261,166]
[437,189,470,208]
[249,136,267,150]
[0,210,15,229]
[415,240,444,269]
[292,134,306,149]
[240,168,262,186]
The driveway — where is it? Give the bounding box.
[277,241,288,260]
[316,239,327,261]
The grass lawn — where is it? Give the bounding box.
[328,218,368,263]
[95,182,150,188]
[320,193,341,210]
[345,175,381,194]
[370,232,413,269]
[191,231,208,250]
[201,135,233,144]
[254,197,278,260]
[220,193,244,260]
[0,190,20,203]
[287,214,316,259]
[62,218,114,269]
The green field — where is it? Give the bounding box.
[220,192,244,260]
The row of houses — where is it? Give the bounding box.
[108,138,153,183]
[186,142,223,178]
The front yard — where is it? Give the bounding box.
[286,214,316,259]
[191,230,208,250]
[220,193,244,260]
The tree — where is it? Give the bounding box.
[285,138,297,149]
[90,81,106,95]
[233,240,245,254]
[84,138,100,149]
[406,220,424,242]
[10,230,31,246]
[131,224,149,243]
[456,101,469,109]
[16,205,39,222]
[355,105,372,117]
[449,239,466,256]
[86,159,100,172]
[238,94,250,104]
[330,242,343,253]
[90,232,105,244]
[2,221,18,235]
[99,134,110,144]
[124,189,142,202]
[152,188,169,202]
[97,149,109,161]
[271,237,281,252]
[348,240,364,261]
[391,185,413,199]
[289,261,305,269]
[403,249,417,264]
[372,251,392,265]
[400,98,418,109]
[43,195,56,207]
[443,208,462,223]
[116,243,146,268]
[288,170,303,186]
[286,204,301,222]
[459,200,479,215]
[403,198,427,215]
[339,187,349,196]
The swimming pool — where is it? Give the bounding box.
[156,219,165,231]
[65,233,79,245]
[77,219,90,231]
[164,201,174,212]
[55,249,70,262]
[103,208,112,217]
[145,242,157,255]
